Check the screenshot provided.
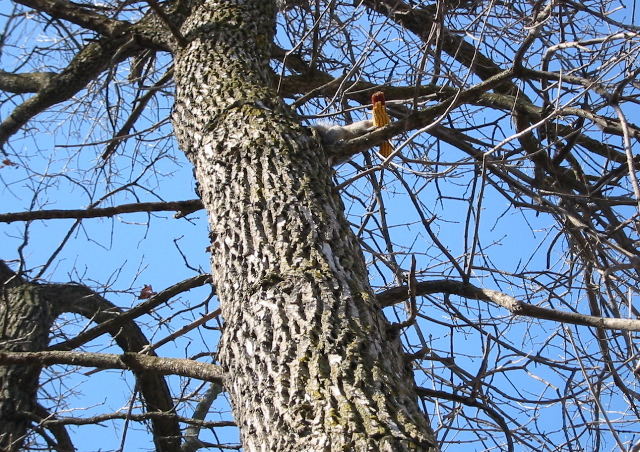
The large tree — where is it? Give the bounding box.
[1,0,640,450]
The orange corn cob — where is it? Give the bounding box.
[371,91,393,157]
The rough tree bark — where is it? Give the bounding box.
[0,262,182,452]
[0,262,52,451]
[172,0,438,450]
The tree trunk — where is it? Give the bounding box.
[0,263,51,451]
[0,265,181,452]
[172,1,438,450]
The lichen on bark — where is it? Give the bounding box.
[171,0,439,450]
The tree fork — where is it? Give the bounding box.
[171,0,438,450]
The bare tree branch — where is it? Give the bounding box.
[0,199,203,223]
[378,279,640,331]
[0,70,56,94]
[47,273,212,352]
[14,0,132,37]
[0,351,224,383]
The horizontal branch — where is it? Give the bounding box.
[0,199,203,223]
[17,407,235,428]
[15,0,132,37]
[377,279,640,331]
[0,350,224,383]
[0,70,56,94]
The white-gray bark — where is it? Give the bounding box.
[171,0,438,450]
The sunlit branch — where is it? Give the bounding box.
[0,350,224,383]
[378,279,640,331]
